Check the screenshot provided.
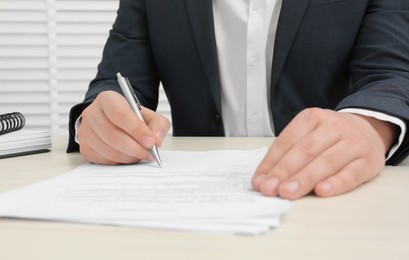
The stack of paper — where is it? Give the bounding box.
[0,148,292,235]
[0,130,52,159]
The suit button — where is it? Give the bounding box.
[213,113,221,125]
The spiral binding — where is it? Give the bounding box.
[0,112,26,135]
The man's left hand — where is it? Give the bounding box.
[252,108,398,200]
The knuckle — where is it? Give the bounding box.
[269,164,292,180]
[97,91,111,103]
[340,167,364,188]
[275,134,296,152]
[302,107,325,121]
[163,117,171,128]
[255,163,272,176]
[109,105,127,120]
[129,120,146,138]
[157,116,171,131]
[81,107,91,121]
[298,140,317,158]
[319,151,339,173]
[301,171,317,186]
[343,173,361,188]
[362,156,382,175]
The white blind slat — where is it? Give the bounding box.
[0,11,47,22]
[56,23,114,34]
[0,59,48,69]
[56,1,119,11]
[57,81,92,91]
[56,35,109,46]
[0,81,49,91]
[0,69,49,80]
[0,23,48,34]
[56,11,116,22]
[57,47,104,57]
[0,47,48,58]
[0,34,48,46]
[58,59,101,68]
[0,2,46,11]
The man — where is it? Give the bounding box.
[67,0,409,200]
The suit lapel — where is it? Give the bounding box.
[271,0,311,93]
[184,0,222,112]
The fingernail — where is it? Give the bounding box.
[155,130,165,140]
[141,136,155,148]
[252,174,268,189]
[284,181,300,193]
[262,177,280,194]
[319,181,334,192]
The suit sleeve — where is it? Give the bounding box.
[67,0,159,153]
[335,0,409,165]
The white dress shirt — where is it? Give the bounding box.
[213,0,282,136]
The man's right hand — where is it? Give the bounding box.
[77,90,171,164]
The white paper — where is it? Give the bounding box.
[0,148,292,235]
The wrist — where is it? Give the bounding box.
[352,114,399,155]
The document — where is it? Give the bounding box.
[0,148,292,235]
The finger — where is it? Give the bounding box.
[253,108,334,194]
[79,119,148,164]
[80,145,116,165]
[79,133,136,165]
[275,139,361,199]
[142,107,171,147]
[252,122,341,193]
[254,108,327,178]
[97,91,156,149]
[83,103,152,161]
[314,159,382,197]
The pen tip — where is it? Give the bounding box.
[150,146,162,168]
[116,72,122,78]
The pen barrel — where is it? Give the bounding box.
[117,74,145,122]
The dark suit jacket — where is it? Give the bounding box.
[68,0,409,164]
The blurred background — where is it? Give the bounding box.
[0,0,171,135]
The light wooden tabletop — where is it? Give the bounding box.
[0,136,408,260]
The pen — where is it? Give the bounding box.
[116,72,162,167]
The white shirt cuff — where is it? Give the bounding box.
[74,115,82,144]
[338,108,407,161]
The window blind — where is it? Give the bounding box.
[0,0,171,135]
[0,0,50,132]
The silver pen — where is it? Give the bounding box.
[116,72,162,167]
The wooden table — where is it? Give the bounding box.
[0,136,408,260]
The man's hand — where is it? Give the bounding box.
[78,91,171,164]
[252,108,398,200]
